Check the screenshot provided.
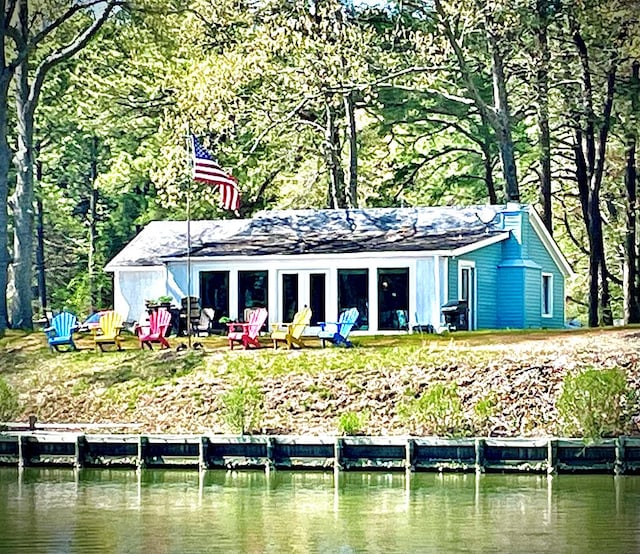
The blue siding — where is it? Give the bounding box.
[525,220,566,328]
[523,266,542,327]
[497,266,525,328]
[457,243,502,329]
[445,207,566,330]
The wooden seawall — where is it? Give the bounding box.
[1,433,640,474]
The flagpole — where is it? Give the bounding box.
[186,126,192,349]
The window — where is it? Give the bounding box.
[309,273,326,326]
[377,268,409,331]
[282,273,299,323]
[200,271,229,330]
[238,270,268,317]
[542,273,553,317]
[338,269,368,330]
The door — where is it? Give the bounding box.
[459,262,475,330]
[279,270,327,326]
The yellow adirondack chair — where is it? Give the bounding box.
[93,310,124,352]
[271,306,312,349]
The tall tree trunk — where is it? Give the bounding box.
[623,61,640,324]
[0,79,10,333]
[432,0,520,203]
[571,18,617,327]
[535,0,552,232]
[11,53,35,329]
[344,91,358,208]
[35,197,46,311]
[325,100,346,208]
[478,114,498,204]
[9,0,116,327]
[486,18,519,202]
[88,136,98,312]
[0,0,15,334]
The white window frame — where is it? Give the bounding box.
[458,261,476,330]
[541,272,553,318]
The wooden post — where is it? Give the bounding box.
[199,436,209,470]
[334,437,343,471]
[475,438,485,473]
[137,436,148,469]
[615,437,625,475]
[266,437,276,471]
[547,438,558,475]
[75,435,87,469]
[18,435,30,468]
[405,438,415,471]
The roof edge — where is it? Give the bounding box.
[527,207,574,277]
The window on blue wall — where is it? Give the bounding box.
[542,273,553,317]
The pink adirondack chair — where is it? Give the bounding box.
[137,308,172,350]
[227,307,268,350]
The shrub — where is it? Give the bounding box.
[398,382,466,436]
[0,377,19,422]
[221,379,264,434]
[557,367,635,442]
[337,410,369,435]
[472,392,498,436]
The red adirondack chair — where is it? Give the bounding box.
[227,307,268,350]
[137,308,172,350]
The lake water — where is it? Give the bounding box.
[0,467,639,553]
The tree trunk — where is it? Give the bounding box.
[623,61,640,324]
[486,20,519,202]
[571,19,617,327]
[0,0,14,334]
[35,197,47,311]
[11,55,35,330]
[432,0,520,203]
[325,100,346,208]
[89,136,98,312]
[0,79,10,333]
[535,0,552,232]
[479,115,498,204]
[344,91,358,208]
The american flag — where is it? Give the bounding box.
[191,134,241,212]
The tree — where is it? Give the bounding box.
[9,0,121,329]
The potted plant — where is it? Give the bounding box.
[157,295,173,308]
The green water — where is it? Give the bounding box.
[0,468,638,553]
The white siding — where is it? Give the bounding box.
[114,268,166,321]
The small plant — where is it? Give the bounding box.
[337,410,369,435]
[221,379,264,434]
[472,392,498,436]
[398,382,466,436]
[557,367,635,442]
[0,377,19,422]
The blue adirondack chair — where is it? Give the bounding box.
[43,311,78,352]
[318,307,359,348]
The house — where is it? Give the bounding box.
[104,203,572,334]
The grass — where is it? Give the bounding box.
[2,324,639,437]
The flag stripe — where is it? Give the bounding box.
[191,134,241,212]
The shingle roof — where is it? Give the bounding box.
[105,205,510,269]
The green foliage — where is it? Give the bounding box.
[472,392,498,435]
[557,368,635,442]
[398,382,466,436]
[337,410,369,436]
[221,377,264,435]
[0,378,19,422]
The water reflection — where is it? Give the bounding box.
[1,467,639,553]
